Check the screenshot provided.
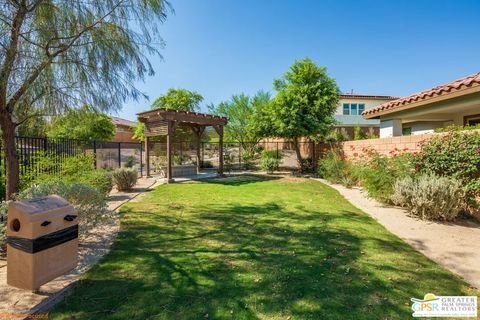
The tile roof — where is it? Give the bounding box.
[111,116,137,127]
[362,72,480,117]
[340,94,398,100]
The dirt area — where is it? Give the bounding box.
[316,178,480,289]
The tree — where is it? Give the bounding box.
[151,88,203,112]
[259,58,339,171]
[208,91,270,148]
[46,105,116,141]
[133,88,204,142]
[0,0,170,198]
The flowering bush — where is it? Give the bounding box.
[392,174,466,221]
[414,131,480,206]
[353,149,415,202]
[317,149,356,187]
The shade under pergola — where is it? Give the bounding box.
[137,108,228,182]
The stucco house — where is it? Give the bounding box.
[362,72,480,138]
[334,94,398,138]
[111,116,137,142]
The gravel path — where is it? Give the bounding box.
[316,178,480,289]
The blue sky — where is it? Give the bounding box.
[115,0,480,121]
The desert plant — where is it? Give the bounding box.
[18,181,111,234]
[112,168,138,191]
[391,174,466,221]
[125,156,136,168]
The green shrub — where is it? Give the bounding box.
[125,156,135,168]
[260,150,281,173]
[18,181,111,234]
[354,151,415,203]
[354,126,366,140]
[317,150,356,187]
[415,131,480,205]
[112,168,138,191]
[434,124,480,133]
[77,169,113,196]
[391,174,466,221]
[261,157,279,174]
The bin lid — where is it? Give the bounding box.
[11,195,73,216]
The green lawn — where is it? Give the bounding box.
[50,175,478,319]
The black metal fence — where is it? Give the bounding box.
[0,136,143,196]
[0,136,322,199]
[145,140,320,175]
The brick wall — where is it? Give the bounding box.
[337,134,430,158]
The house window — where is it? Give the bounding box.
[464,114,480,126]
[402,127,412,136]
[117,127,126,133]
[342,103,365,115]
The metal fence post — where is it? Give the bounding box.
[93,140,97,169]
[201,142,204,167]
[140,142,143,177]
[118,142,121,168]
[238,143,242,170]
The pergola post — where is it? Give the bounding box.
[191,126,205,175]
[145,136,151,177]
[166,120,175,183]
[214,125,225,176]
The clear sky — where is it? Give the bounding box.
[114,0,480,121]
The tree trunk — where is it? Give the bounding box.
[293,137,305,172]
[0,111,20,199]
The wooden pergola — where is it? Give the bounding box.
[137,108,228,182]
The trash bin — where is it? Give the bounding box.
[6,195,78,291]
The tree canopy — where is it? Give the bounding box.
[151,88,203,112]
[46,105,116,141]
[0,0,171,197]
[133,88,204,141]
[209,91,270,147]
[258,58,340,170]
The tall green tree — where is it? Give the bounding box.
[0,0,170,197]
[151,88,203,112]
[46,105,116,141]
[259,58,339,171]
[209,91,270,148]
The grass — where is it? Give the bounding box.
[50,175,478,319]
